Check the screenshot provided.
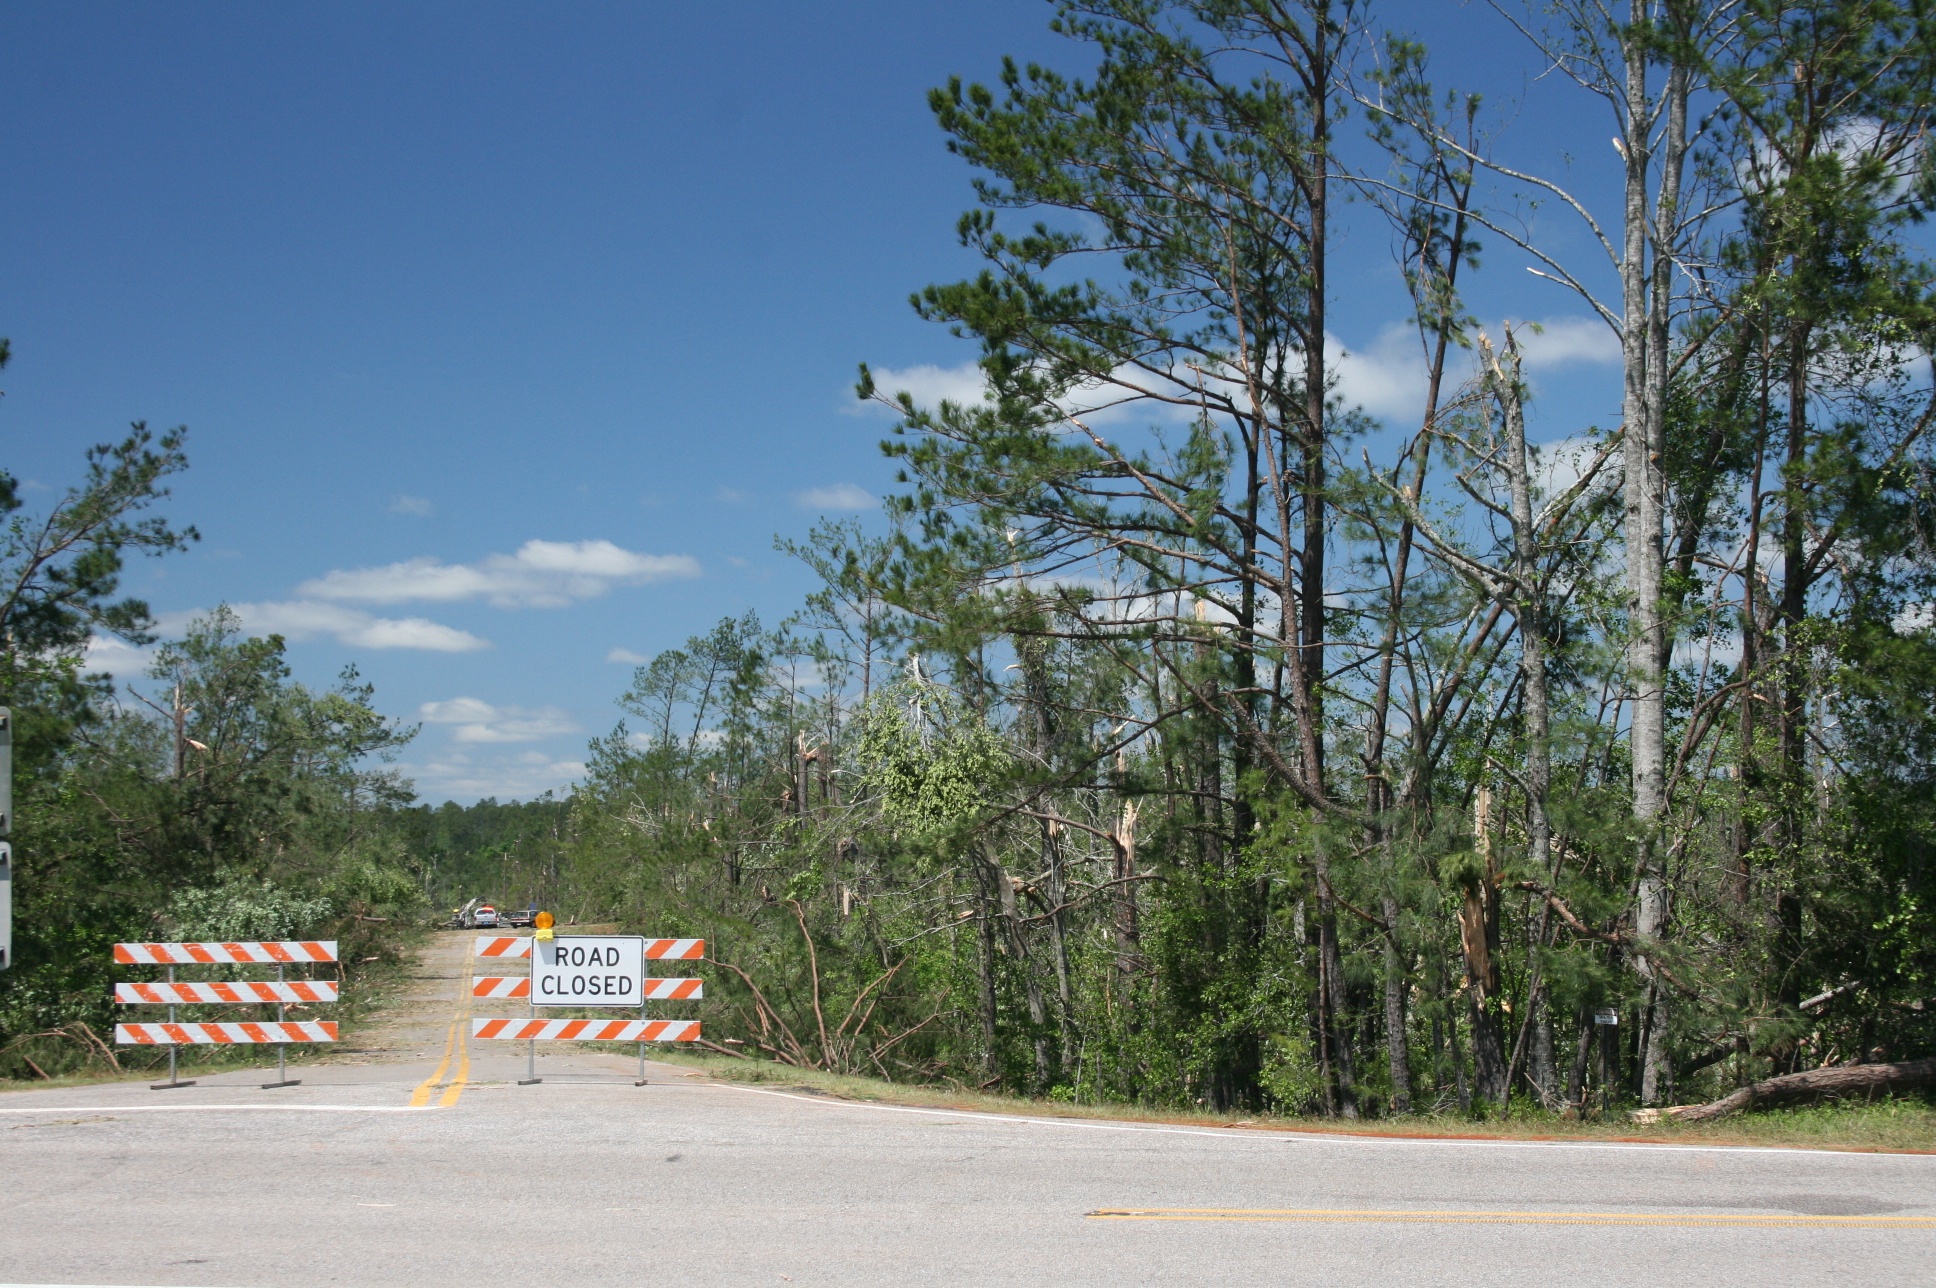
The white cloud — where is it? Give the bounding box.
[870,337,1434,427]
[82,635,158,678]
[1739,118,1924,199]
[860,320,1613,434]
[389,494,435,517]
[1513,317,1622,370]
[716,487,749,504]
[399,749,586,802]
[1329,326,1431,420]
[859,361,990,411]
[418,696,582,744]
[606,647,651,664]
[863,358,1178,427]
[1535,434,1613,507]
[1326,316,1618,424]
[794,483,876,511]
[1675,628,1744,673]
[89,603,487,670]
[297,539,700,609]
[864,342,1428,424]
[217,601,490,652]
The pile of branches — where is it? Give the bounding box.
[0,1023,121,1080]
[704,899,940,1077]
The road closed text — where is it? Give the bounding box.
[533,936,645,1007]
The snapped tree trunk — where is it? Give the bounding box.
[979,836,1049,1090]
[1382,893,1412,1114]
[1486,331,1559,1109]
[971,852,1001,1078]
[1043,819,1077,1076]
[1112,797,1142,975]
[1462,787,1510,1108]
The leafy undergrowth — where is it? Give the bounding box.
[652,1052,1936,1153]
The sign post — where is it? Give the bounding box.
[262,960,300,1089]
[158,964,192,1090]
[636,938,650,1087]
[1593,1007,1619,1114]
[519,910,557,1084]
[0,841,11,976]
[520,959,539,1086]
[1,707,12,973]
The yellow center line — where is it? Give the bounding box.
[1086,1208,1936,1229]
[437,950,475,1107]
[407,944,469,1107]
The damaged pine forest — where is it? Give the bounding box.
[546,2,1936,1123]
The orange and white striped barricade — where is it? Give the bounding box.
[470,1019,699,1043]
[114,940,339,1090]
[473,933,704,1085]
[114,941,337,964]
[115,1021,340,1044]
[116,980,339,1004]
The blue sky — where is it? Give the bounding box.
[4,2,1629,802]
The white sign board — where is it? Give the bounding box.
[534,935,645,1007]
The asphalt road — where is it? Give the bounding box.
[3,936,1932,1287]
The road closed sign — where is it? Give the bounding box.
[534,935,644,1007]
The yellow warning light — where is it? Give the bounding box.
[534,909,555,941]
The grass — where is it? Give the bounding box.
[649,1049,1936,1154]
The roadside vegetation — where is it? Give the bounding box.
[0,362,426,1078]
[6,1,1936,1139]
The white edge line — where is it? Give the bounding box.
[0,1104,438,1114]
[708,1084,1936,1162]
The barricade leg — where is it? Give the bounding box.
[635,998,649,1085]
[518,989,541,1085]
[151,967,195,1090]
[262,963,300,1088]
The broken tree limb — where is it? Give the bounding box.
[1513,880,1621,944]
[1630,1057,1936,1124]
[1798,980,1857,1013]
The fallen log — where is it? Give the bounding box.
[1631,1057,1936,1124]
